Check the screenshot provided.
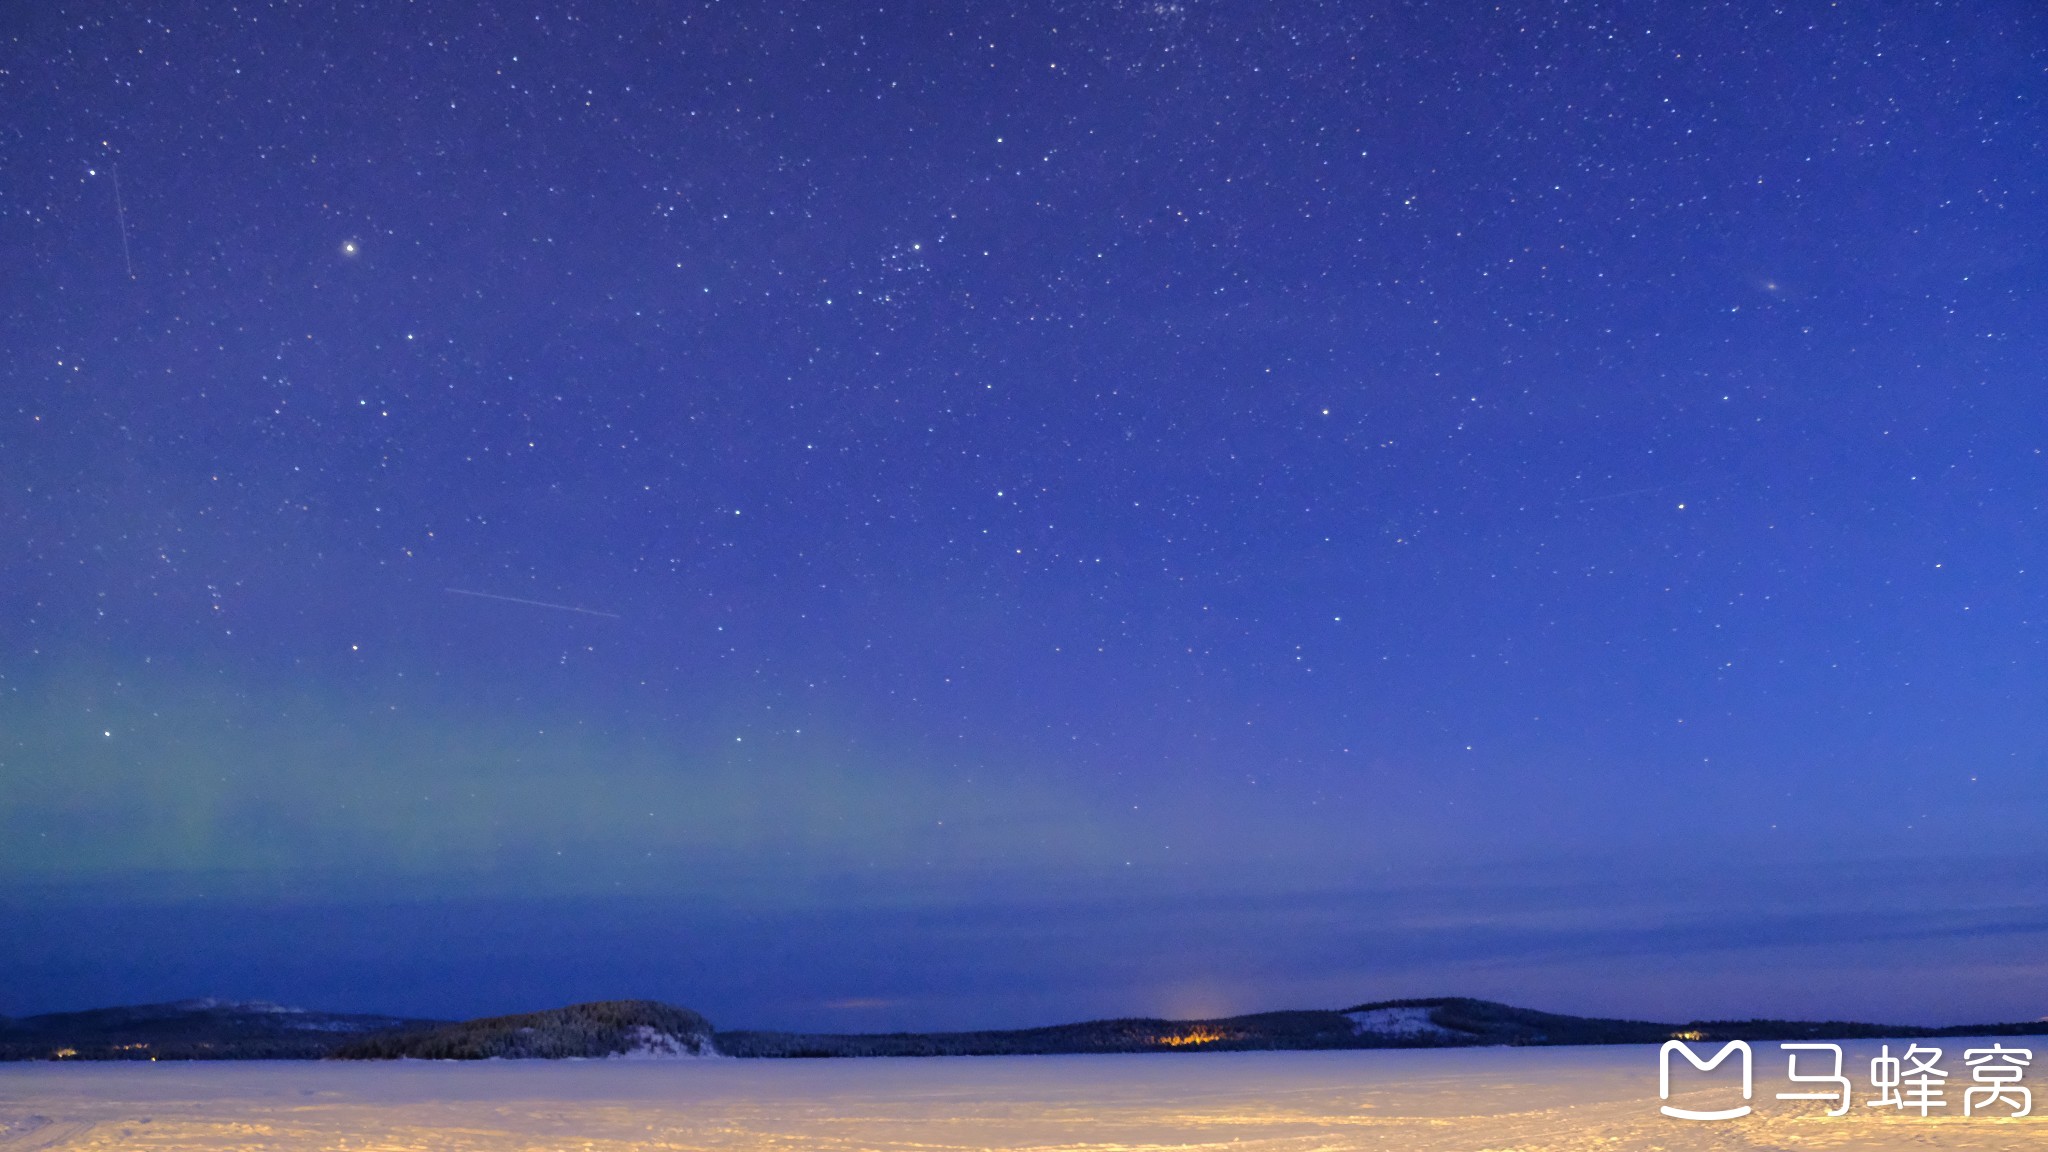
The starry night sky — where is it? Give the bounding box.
[4,1,2046,1029]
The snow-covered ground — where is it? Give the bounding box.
[0,1041,2038,1150]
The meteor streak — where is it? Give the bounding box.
[444,588,621,618]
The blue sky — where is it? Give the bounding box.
[4,0,2045,1027]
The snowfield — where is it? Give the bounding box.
[1,1041,2039,1150]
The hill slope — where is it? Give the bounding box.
[13,995,2045,1060]
[716,997,2048,1057]
[330,1000,715,1060]
[0,999,440,1061]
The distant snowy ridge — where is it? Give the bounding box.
[1344,1006,1463,1040]
[0,1000,444,1060]
[169,998,303,1014]
[24,995,2048,1062]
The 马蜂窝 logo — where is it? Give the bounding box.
[1659,1039,1753,1120]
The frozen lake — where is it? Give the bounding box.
[0,1042,2039,1150]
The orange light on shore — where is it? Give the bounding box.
[1156,1028,1226,1048]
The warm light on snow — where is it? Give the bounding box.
[3,1043,2039,1150]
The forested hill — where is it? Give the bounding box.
[9,995,2045,1061]
[330,1000,714,1060]
[712,997,2048,1057]
[0,999,439,1061]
